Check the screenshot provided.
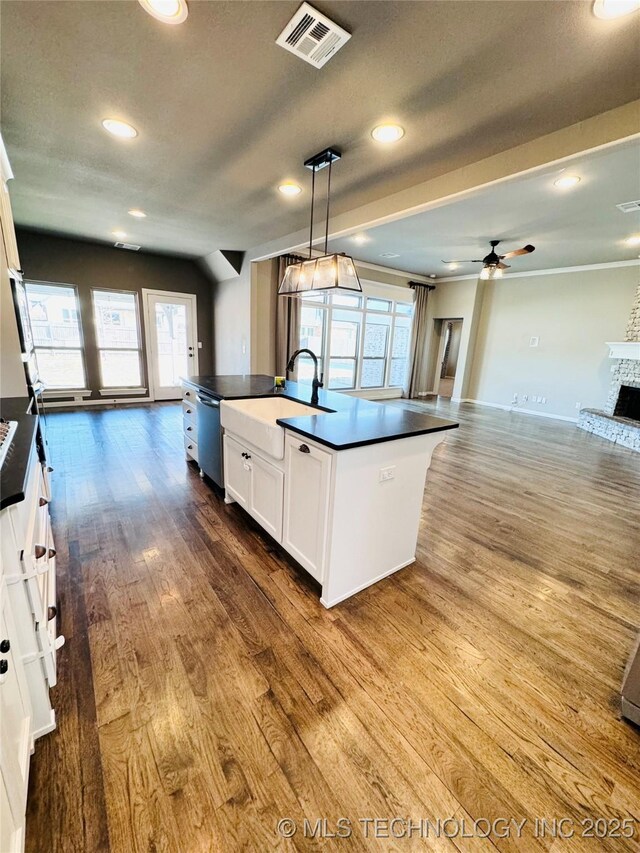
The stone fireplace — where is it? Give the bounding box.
[578,282,640,451]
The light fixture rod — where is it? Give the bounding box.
[309,165,315,258]
[324,157,333,255]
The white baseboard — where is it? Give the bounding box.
[465,398,578,423]
[44,396,152,409]
[320,557,415,609]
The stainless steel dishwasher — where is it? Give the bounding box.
[196,391,224,487]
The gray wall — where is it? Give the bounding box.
[16,228,213,400]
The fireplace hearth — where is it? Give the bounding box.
[614,385,640,422]
[577,281,640,451]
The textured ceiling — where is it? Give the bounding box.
[1,0,639,259]
[329,140,640,277]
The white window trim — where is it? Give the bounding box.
[98,387,147,396]
[43,388,92,399]
[91,287,145,390]
[25,279,88,391]
[299,283,413,392]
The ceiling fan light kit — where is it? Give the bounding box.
[443,239,535,280]
[278,147,363,297]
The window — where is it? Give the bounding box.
[25,282,86,389]
[92,289,143,388]
[298,290,413,391]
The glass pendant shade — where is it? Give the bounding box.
[278,253,362,296]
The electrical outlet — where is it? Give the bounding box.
[379,466,396,483]
[529,336,539,347]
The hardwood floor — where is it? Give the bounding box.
[25,400,640,852]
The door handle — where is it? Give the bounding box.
[299,444,311,453]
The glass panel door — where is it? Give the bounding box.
[145,293,197,400]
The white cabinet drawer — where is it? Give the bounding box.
[183,419,198,442]
[182,384,196,405]
[181,400,197,425]
[183,434,198,463]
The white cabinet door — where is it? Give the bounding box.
[249,454,284,542]
[223,435,251,509]
[283,434,332,583]
[0,585,32,849]
[1,774,21,853]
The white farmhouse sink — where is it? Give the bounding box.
[220,397,319,459]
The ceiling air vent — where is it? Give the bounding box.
[276,2,351,69]
[379,252,400,259]
[616,200,640,213]
[114,241,141,251]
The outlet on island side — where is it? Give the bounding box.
[379,466,396,483]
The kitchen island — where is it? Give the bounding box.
[182,375,458,607]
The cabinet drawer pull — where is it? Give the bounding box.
[47,466,54,473]
[0,639,10,653]
[187,444,193,450]
[187,426,193,431]
[48,606,57,621]
[34,545,47,559]
[186,408,192,414]
[299,444,311,454]
[185,390,191,397]
[0,660,8,678]
[49,548,57,559]
[39,496,49,507]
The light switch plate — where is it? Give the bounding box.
[379,466,396,483]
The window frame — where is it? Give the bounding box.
[91,287,145,390]
[25,279,88,390]
[298,288,414,392]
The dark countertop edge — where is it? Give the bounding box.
[0,397,38,510]
[184,375,459,451]
[279,419,459,451]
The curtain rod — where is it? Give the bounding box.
[409,281,436,291]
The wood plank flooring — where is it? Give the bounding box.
[25,400,640,852]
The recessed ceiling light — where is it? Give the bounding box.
[447,263,459,271]
[554,174,581,189]
[128,209,147,218]
[371,124,405,144]
[112,230,127,240]
[138,0,188,24]
[278,183,302,196]
[593,0,640,18]
[624,234,640,246]
[102,118,138,139]
[428,274,437,279]
[351,233,371,245]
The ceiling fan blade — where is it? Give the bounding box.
[441,259,483,264]
[497,262,511,270]
[501,244,535,260]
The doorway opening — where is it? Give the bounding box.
[433,318,463,398]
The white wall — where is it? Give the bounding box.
[213,262,251,375]
[467,264,638,420]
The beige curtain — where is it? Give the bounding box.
[404,283,432,398]
[276,254,303,377]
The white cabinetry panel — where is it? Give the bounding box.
[249,453,284,542]
[282,435,331,583]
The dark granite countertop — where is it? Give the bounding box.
[184,375,458,450]
[0,396,37,510]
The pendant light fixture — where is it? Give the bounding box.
[278,147,362,297]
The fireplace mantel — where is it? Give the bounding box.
[606,341,640,360]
